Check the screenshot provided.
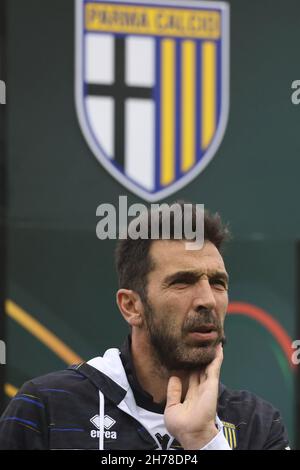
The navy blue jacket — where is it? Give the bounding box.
[0,339,290,450]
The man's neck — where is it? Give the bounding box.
[131,334,191,405]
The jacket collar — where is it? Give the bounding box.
[120,335,167,413]
[68,352,127,405]
[68,346,145,422]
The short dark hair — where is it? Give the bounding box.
[115,201,230,301]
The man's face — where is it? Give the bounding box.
[142,240,229,371]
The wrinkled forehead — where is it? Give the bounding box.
[148,239,226,277]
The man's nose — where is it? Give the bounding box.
[191,279,217,311]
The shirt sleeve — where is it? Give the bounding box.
[200,429,232,450]
[200,415,231,450]
[0,380,49,449]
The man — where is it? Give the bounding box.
[0,203,290,449]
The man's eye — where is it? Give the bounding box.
[171,279,191,286]
[211,279,227,289]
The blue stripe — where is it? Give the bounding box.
[38,388,73,394]
[50,428,85,432]
[196,40,202,162]
[154,38,161,192]
[12,397,45,408]
[1,417,38,428]
[175,39,181,180]
[216,38,222,129]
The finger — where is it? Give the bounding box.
[206,343,223,380]
[185,372,200,400]
[188,371,200,389]
[166,376,182,408]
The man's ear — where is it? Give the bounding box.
[116,289,144,327]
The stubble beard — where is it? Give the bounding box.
[143,296,225,372]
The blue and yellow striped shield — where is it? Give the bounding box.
[75,0,229,201]
[222,421,237,449]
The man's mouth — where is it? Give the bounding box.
[189,324,217,334]
[187,324,219,341]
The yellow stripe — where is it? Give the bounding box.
[228,427,233,449]
[201,41,216,150]
[161,39,175,186]
[223,426,228,443]
[232,428,237,448]
[5,383,18,398]
[14,422,41,434]
[181,40,196,173]
[5,300,83,365]
[21,393,39,399]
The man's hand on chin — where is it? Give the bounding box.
[164,343,223,450]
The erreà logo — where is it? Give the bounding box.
[75,0,230,201]
[90,414,118,439]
